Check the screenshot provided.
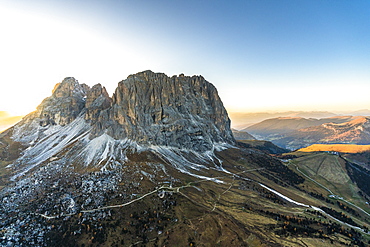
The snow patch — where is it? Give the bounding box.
[80,134,141,170]
[82,134,115,166]
[10,117,91,180]
[151,145,225,183]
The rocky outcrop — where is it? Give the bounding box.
[85,84,112,121]
[9,78,90,144]
[36,77,89,126]
[9,71,235,152]
[104,71,235,151]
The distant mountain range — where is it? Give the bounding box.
[237,139,290,154]
[229,111,337,129]
[231,129,290,155]
[229,110,370,129]
[231,128,255,140]
[246,116,370,150]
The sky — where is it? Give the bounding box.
[1,0,370,116]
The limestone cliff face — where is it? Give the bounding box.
[11,71,235,152]
[9,77,90,143]
[85,84,112,122]
[36,77,89,126]
[104,70,234,151]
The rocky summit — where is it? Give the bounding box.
[13,71,234,152]
[94,70,235,151]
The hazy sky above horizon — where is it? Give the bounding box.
[1,0,370,116]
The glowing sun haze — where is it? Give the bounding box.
[0,3,157,115]
[1,0,370,117]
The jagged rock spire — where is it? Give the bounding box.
[35,77,89,126]
[85,83,112,122]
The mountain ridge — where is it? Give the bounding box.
[10,71,235,151]
[2,71,236,183]
[229,111,338,129]
[246,116,370,150]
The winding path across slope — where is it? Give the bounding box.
[35,164,369,235]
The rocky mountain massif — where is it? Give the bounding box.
[1,71,370,246]
[246,116,370,150]
[14,71,234,152]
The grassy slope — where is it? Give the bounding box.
[44,153,359,246]
[2,140,370,246]
[287,152,370,223]
[299,144,370,153]
[0,127,27,187]
[288,153,359,199]
[237,140,290,154]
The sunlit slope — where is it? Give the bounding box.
[246,116,370,150]
[299,144,370,153]
[288,152,370,214]
[245,116,358,136]
[290,152,351,187]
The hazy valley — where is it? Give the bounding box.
[242,116,370,150]
[0,112,22,133]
